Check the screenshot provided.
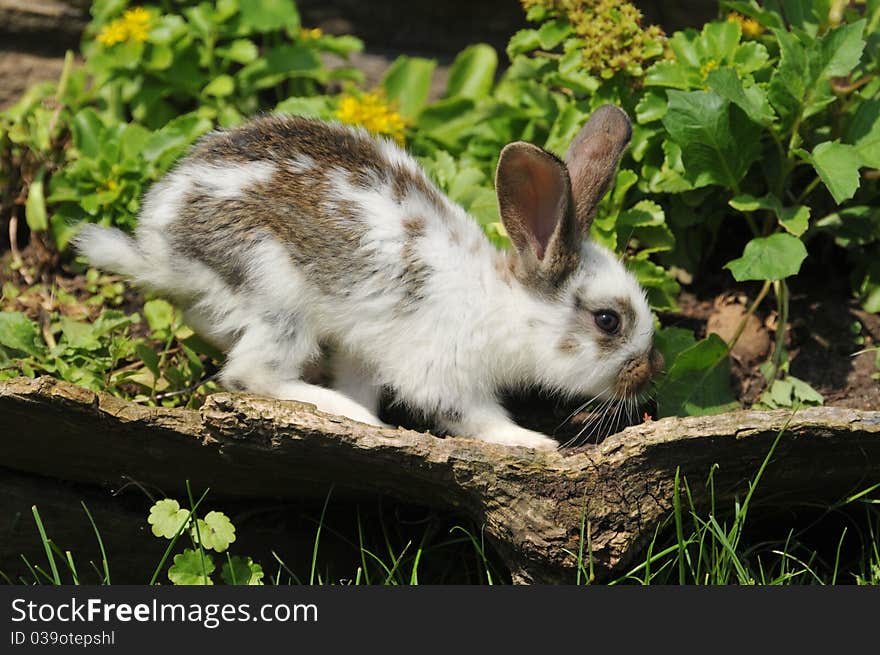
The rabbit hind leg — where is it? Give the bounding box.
[329,350,388,427]
[220,319,384,427]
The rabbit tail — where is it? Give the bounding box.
[73,224,152,282]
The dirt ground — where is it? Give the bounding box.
[0,50,68,109]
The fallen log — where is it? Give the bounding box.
[1,376,879,583]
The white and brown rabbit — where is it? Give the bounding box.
[76,104,662,450]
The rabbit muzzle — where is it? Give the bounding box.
[614,347,664,397]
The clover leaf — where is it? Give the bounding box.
[148,499,191,539]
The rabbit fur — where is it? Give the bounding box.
[76,105,661,450]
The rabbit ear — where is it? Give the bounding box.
[565,105,632,232]
[495,142,580,285]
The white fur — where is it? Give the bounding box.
[76,121,655,451]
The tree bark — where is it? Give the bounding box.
[1,376,879,583]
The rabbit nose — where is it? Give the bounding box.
[649,347,664,373]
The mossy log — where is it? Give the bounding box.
[1,376,879,583]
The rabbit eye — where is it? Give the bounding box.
[593,310,620,334]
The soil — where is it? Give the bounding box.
[0,50,68,110]
[667,226,880,412]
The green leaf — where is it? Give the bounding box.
[732,41,770,74]
[142,114,212,165]
[203,75,235,97]
[506,29,541,58]
[662,90,760,188]
[148,499,191,539]
[768,29,809,124]
[543,103,587,156]
[699,20,741,62]
[191,511,236,552]
[553,49,598,94]
[445,44,497,100]
[724,233,808,281]
[728,194,809,236]
[168,549,215,585]
[706,67,774,125]
[50,214,84,253]
[275,95,334,119]
[143,299,175,333]
[635,90,667,123]
[767,378,794,407]
[238,46,321,88]
[239,0,299,33]
[845,99,880,169]
[145,43,173,71]
[59,317,102,350]
[789,376,824,405]
[626,258,681,312]
[537,18,572,50]
[25,168,48,232]
[119,123,152,162]
[221,556,265,585]
[71,108,105,158]
[317,34,363,57]
[415,97,477,149]
[814,20,866,80]
[815,205,880,248]
[654,326,697,367]
[805,141,863,204]
[382,56,436,119]
[644,60,698,90]
[656,334,739,417]
[135,344,161,381]
[770,21,866,125]
[616,200,674,255]
[220,39,259,64]
[0,311,44,356]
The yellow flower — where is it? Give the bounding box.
[96,7,153,47]
[727,12,764,38]
[335,92,406,144]
[123,7,152,42]
[97,21,129,47]
[699,59,719,80]
[299,27,323,40]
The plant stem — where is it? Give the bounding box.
[742,210,761,237]
[796,176,822,204]
[769,279,790,382]
[726,279,772,353]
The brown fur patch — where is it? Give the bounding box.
[168,116,457,298]
[397,216,429,311]
[557,335,579,354]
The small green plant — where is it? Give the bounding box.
[84,0,363,128]
[148,497,264,585]
[0,282,220,407]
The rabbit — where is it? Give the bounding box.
[75,104,662,451]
